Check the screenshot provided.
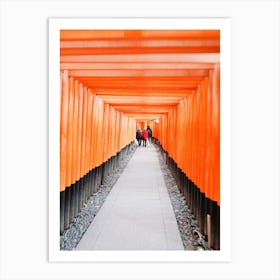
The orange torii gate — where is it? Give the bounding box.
[59,29,220,249]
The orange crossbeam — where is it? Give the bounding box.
[61,62,215,70]
[60,30,220,41]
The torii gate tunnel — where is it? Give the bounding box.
[60,30,220,249]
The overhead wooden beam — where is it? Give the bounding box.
[60,46,219,55]
[128,114,164,117]
[92,89,195,96]
[67,69,209,77]
[75,76,202,91]
[100,96,181,102]
[113,104,176,109]
[77,84,200,91]
[61,62,215,70]
[76,76,203,82]
[60,30,220,41]
[104,101,180,106]
[82,84,198,91]
[61,40,219,48]
[97,95,181,102]
[119,110,171,114]
[60,53,220,63]
[126,114,166,120]
[112,106,174,113]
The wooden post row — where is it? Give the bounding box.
[153,65,220,249]
[60,71,136,192]
[156,64,220,207]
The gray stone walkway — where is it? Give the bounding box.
[76,144,184,250]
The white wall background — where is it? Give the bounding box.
[0,0,279,279]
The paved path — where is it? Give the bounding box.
[76,143,184,250]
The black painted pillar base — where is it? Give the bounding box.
[69,182,76,223]
[64,186,71,230]
[60,190,65,234]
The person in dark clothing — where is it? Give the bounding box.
[147,126,153,142]
[136,128,142,146]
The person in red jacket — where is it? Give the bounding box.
[141,129,149,147]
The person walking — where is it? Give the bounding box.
[136,128,142,146]
[141,129,149,147]
[147,126,153,142]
